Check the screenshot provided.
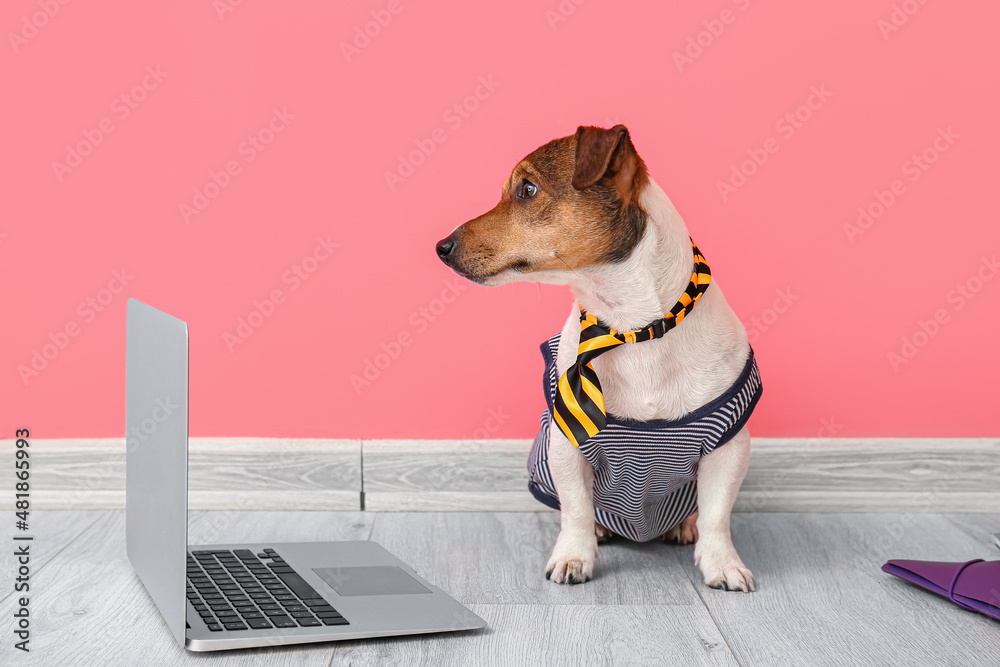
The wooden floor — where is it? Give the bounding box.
[2,511,998,666]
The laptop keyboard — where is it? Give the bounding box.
[186,548,349,632]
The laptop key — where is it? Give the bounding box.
[271,616,297,628]
[303,599,332,607]
[297,618,321,627]
[272,571,322,600]
[247,619,272,629]
[264,609,289,617]
[291,611,316,618]
[283,605,307,613]
[314,610,342,618]
[322,617,350,626]
[224,622,248,631]
[259,603,280,610]
[206,623,223,632]
[241,611,264,619]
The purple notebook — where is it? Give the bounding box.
[882,558,1000,622]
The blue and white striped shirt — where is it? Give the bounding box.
[528,333,763,542]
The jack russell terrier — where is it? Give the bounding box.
[435,125,762,592]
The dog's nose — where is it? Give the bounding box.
[436,236,457,262]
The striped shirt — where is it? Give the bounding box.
[528,333,763,542]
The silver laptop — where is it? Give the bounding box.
[125,299,485,651]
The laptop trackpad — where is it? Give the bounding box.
[313,566,432,596]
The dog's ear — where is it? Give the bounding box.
[572,125,644,197]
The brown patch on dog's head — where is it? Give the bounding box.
[436,124,649,285]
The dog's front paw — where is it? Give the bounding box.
[694,537,755,592]
[545,531,597,584]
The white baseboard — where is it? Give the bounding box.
[4,437,997,512]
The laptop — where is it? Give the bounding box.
[125,299,486,651]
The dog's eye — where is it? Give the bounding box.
[517,180,538,201]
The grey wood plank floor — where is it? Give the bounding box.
[0,511,105,605]
[674,513,1000,667]
[2,511,997,666]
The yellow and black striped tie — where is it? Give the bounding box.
[552,239,712,447]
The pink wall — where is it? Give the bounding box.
[4,0,999,440]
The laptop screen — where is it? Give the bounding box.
[125,299,190,647]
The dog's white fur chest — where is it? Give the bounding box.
[551,179,749,423]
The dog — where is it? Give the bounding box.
[436,125,761,592]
